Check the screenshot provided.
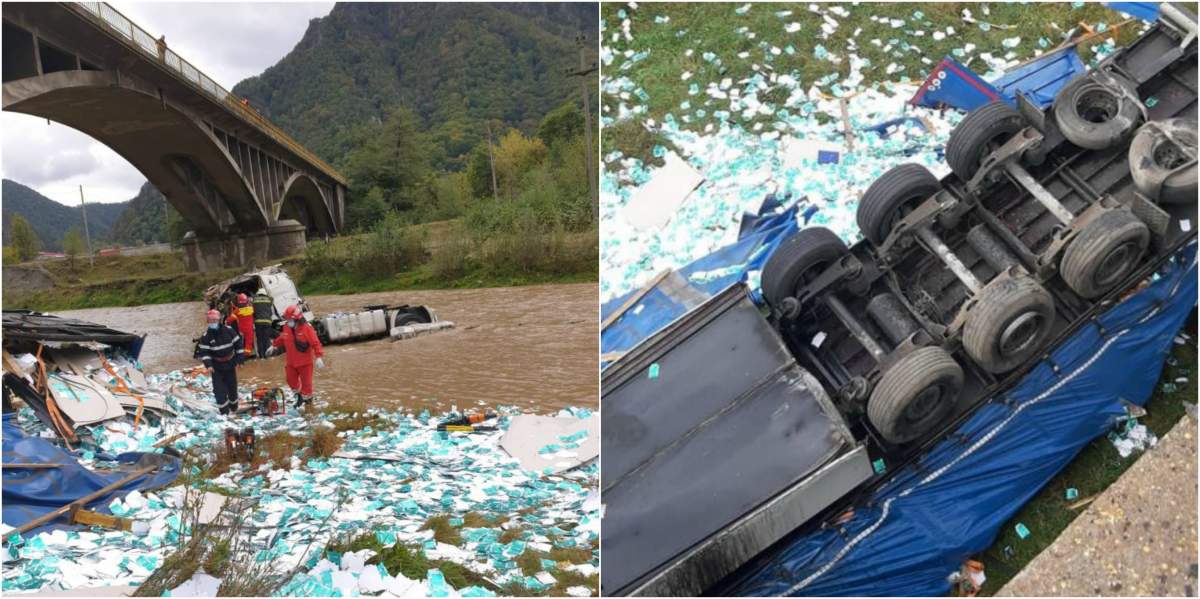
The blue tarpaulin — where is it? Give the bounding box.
[1106,2,1161,21]
[911,47,1087,112]
[992,47,1087,108]
[600,196,809,357]
[719,242,1197,596]
[2,413,181,536]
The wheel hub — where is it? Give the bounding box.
[1095,241,1137,287]
[904,384,943,424]
[999,311,1045,357]
[1077,88,1119,123]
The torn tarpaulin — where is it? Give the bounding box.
[2,412,181,536]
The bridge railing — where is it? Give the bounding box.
[74,2,347,186]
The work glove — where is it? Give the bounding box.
[315,357,325,369]
[265,346,278,358]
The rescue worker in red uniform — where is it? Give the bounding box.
[267,305,325,407]
[226,293,256,358]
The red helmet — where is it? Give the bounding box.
[283,305,302,320]
[236,293,249,306]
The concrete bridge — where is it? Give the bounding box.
[2,2,347,272]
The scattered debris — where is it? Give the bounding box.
[1014,522,1031,539]
[2,317,598,595]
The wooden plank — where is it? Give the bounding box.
[839,97,855,151]
[601,269,671,332]
[152,431,190,448]
[69,506,132,531]
[2,350,25,376]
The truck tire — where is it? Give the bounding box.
[963,275,1056,373]
[1128,118,1198,204]
[313,319,330,345]
[1054,73,1141,150]
[857,163,940,245]
[1065,210,1147,298]
[761,227,847,309]
[868,346,963,444]
[946,101,1025,181]
[1060,209,1150,299]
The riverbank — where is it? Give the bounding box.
[2,227,597,313]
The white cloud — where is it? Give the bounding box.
[0,2,334,206]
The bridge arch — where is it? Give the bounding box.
[278,172,337,236]
[2,69,269,235]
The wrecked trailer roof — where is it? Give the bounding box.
[2,311,143,354]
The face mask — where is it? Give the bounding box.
[287,320,297,328]
[208,323,219,330]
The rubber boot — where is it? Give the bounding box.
[293,391,304,409]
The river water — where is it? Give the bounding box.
[55,283,598,414]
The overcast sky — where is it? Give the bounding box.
[1,2,333,206]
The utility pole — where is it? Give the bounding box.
[566,35,598,221]
[485,120,499,201]
[78,185,94,267]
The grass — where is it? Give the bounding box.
[323,526,599,596]
[601,2,1145,166]
[422,514,465,546]
[2,220,596,312]
[325,532,496,591]
[296,228,598,296]
[975,339,1197,594]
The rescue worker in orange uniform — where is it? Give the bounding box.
[266,305,325,407]
[226,293,256,358]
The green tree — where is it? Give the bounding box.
[341,105,436,219]
[9,214,41,262]
[492,129,547,199]
[346,187,390,232]
[465,144,496,200]
[538,101,583,148]
[62,226,85,269]
[426,172,472,221]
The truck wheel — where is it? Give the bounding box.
[868,346,963,444]
[963,275,1055,373]
[1060,210,1149,299]
[761,227,847,309]
[1129,119,1198,204]
[1054,73,1141,150]
[857,163,939,245]
[313,320,330,344]
[946,101,1025,181]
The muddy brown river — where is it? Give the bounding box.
[55,283,598,414]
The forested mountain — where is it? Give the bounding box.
[2,179,127,251]
[108,182,173,246]
[232,2,598,171]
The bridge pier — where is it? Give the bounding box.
[181,219,307,272]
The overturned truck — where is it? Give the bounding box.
[602,7,1197,597]
[203,266,439,345]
